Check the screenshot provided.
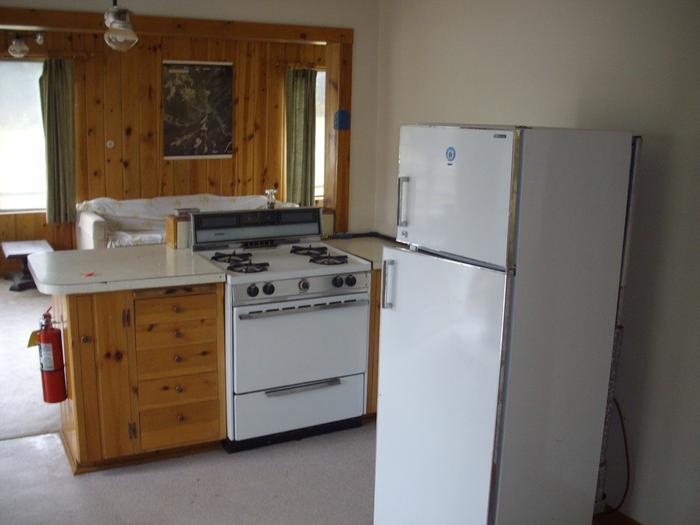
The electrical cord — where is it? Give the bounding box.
[595,397,631,516]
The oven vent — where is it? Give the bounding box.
[238,298,368,320]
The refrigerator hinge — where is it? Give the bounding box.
[408,244,418,252]
[507,266,516,277]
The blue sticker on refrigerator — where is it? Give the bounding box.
[445,146,456,165]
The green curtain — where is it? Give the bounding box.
[40,59,75,223]
[285,68,317,207]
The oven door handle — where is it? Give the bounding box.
[265,377,342,397]
[238,299,369,320]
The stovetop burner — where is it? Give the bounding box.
[309,254,349,266]
[228,261,270,273]
[211,250,252,264]
[290,244,328,256]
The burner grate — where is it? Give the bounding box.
[211,250,252,264]
[228,261,270,273]
[290,244,328,257]
[309,254,349,266]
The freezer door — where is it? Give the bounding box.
[396,125,515,269]
[374,247,506,525]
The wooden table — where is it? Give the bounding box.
[1,239,53,291]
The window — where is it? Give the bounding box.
[0,61,47,211]
[314,70,326,203]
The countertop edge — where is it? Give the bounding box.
[32,272,227,296]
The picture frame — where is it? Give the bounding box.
[162,60,233,159]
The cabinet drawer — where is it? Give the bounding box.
[133,284,217,299]
[139,371,218,410]
[234,373,365,441]
[135,293,218,326]
[140,400,220,451]
[136,343,217,380]
[135,318,216,349]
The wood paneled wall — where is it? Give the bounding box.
[24,31,326,202]
[0,213,74,273]
[0,7,353,268]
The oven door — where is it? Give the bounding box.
[232,293,369,394]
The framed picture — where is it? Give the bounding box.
[162,61,233,159]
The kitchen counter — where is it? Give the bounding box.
[28,244,225,295]
[325,235,401,268]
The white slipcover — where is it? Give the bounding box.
[76,194,295,249]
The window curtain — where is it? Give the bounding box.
[40,59,75,223]
[285,68,317,207]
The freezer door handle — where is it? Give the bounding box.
[381,259,395,309]
[397,176,410,227]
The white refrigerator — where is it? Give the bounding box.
[373,125,637,525]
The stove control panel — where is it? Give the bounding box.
[231,272,370,306]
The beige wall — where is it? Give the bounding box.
[0,0,380,232]
[375,1,700,523]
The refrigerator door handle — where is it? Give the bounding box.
[381,259,395,309]
[397,177,410,227]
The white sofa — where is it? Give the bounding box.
[76,194,293,249]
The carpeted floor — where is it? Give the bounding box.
[0,424,376,525]
[0,284,60,440]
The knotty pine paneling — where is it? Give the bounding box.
[0,28,329,256]
[0,213,75,274]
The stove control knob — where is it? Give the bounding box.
[299,279,310,291]
[263,282,275,295]
[332,275,344,288]
[345,274,357,287]
[247,284,259,297]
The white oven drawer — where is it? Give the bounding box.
[233,373,364,441]
[233,294,369,394]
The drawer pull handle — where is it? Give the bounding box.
[114,351,123,362]
[173,354,183,363]
[177,414,186,423]
[173,305,183,313]
[80,335,91,344]
[175,385,184,393]
[265,377,341,397]
[175,329,183,339]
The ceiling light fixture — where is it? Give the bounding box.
[104,0,138,52]
[8,35,29,59]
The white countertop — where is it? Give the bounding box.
[28,245,226,295]
[325,236,401,268]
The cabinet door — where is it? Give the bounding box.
[93,291,139,459]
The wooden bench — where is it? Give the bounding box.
[1,240,53,291]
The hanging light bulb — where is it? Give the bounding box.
[8,35,29,58]
[104,0,139,52]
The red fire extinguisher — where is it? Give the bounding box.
[37,307,67,403]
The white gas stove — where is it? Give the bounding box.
[192,208,370,451]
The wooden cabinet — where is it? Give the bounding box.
[366,269,381,415]
[57,283,225,473]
